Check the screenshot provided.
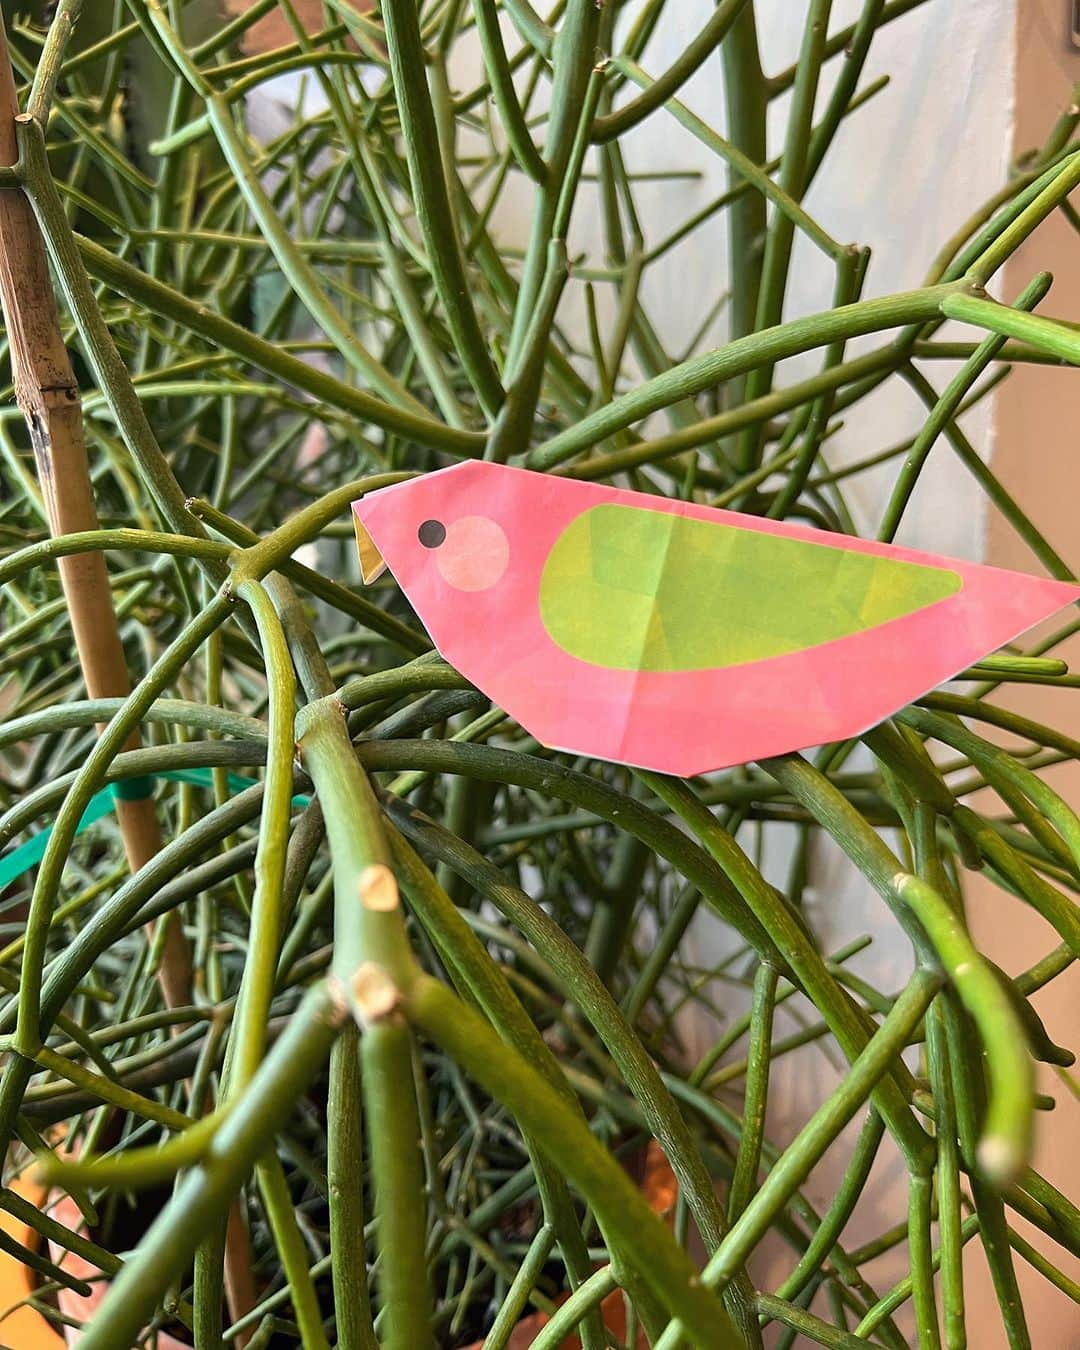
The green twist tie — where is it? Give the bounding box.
[111,775,156,802]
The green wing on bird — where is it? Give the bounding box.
[539,504,962,672]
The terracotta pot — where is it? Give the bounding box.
[0,1176,187,1348]
[0,1175,63,1348]
[47,1194,187,1349]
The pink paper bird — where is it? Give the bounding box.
[353,462,1078,776]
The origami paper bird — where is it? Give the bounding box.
[353,462,1079,776]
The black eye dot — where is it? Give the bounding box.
[418,519,446,549]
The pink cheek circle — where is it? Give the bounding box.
[434,516,510,592]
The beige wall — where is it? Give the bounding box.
[963,3,1080,1344]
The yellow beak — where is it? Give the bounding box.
[353,515,387,583]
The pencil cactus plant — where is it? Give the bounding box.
[0,1,1078,1347]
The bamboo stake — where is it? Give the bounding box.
[0,19,193,1011]
[0,16,263,1340]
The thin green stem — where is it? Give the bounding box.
[727,962,778,1223]
[481,1224,556,1350]
[942,290,1080,367]
[71,986,342,1350]
[528,1267,619,1350]
[775,1110,886,1304]
[533,283,962,464]
[362,1016,436,1350]
[879,273,1053,540]
[256,1153,332,1350]
[226,579,296,1091]
[327,1025,377,1350]
[381,0,504,415]
[474,0,546,182]
[592,0,749,143]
